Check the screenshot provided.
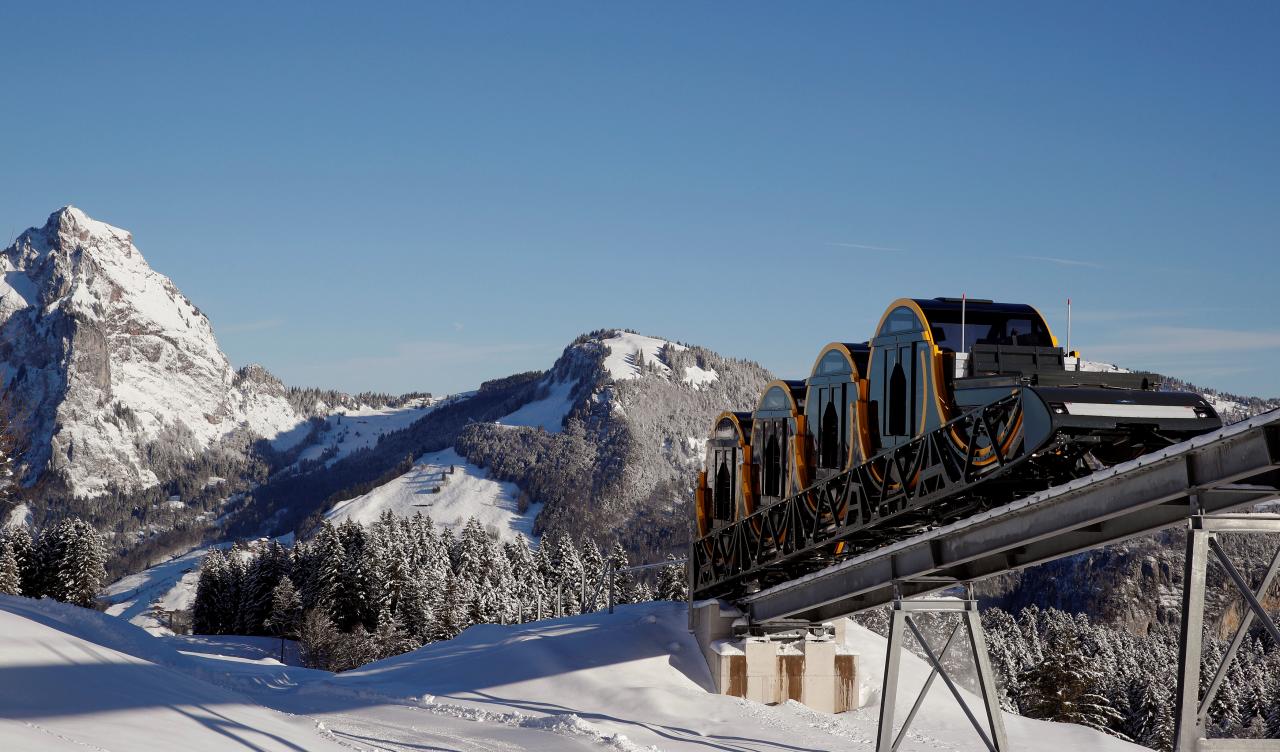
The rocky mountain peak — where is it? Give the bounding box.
[0,207,307,497]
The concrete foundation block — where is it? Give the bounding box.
[689,604,865,714]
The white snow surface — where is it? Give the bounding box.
[682,364,719,389]
[102,544,228,636]
[325,448,540,541]
[0,596,349,752]
[495,378,576,433]
[6,595,1143,752]
[292,402,437,466]
[4,503,30,529]
[325,603,1143,752]
[602,331,684,380]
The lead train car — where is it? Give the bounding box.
[695,297,1222,532]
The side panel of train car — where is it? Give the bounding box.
[750,380,809,505]
[804,343,869,478]
[695,412,754,539]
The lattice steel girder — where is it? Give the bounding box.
[742,411,1280,624]
[692,394,1029,597]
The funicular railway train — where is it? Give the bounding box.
[692,297,1223,601]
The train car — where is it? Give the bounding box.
[804,343,870,479]
[750,380,808,505]
[700,296,1222,530]
[864,297,1219,468]
[692,297,1224,600]
[694,411,754,541]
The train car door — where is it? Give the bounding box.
[871,306,928,451]
[712,445,736,524]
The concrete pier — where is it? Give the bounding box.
[690,600,863,714]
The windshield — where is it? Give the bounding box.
[927,311,1054,352]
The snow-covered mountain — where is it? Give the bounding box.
[287,328,774,551]
[0,207,308,496]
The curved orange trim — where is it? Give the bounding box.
[808,342,862,380]
[711,410,751,445]
[1027,303,1060,348]
[738,445,755,520]
[791,413,810,493]
[756,379,804,414]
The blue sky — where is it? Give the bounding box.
[2,3,1277,397]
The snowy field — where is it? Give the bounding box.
[101,544,225,635]
[324,447,541,541]
[1,596,1145,752]
[601,331,719,389]
[290,401,438,467]
[495,378,577,432]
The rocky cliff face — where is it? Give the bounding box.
[0,207,305,497]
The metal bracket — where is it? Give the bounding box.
[1173,513,1280,752]
[876,583,1008,752]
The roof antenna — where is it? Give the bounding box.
[960,292,967,354]
[1066,297,1072,356]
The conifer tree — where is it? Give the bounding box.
[333,528,373,631]
[2,526,37,597]
[655,555,687,601]
[193,549,233,634]
[396,575,435,642]
[579,536,605,613]
[439,526,458,571]
[38,518,107,607]
[437,567,470,640]
[302,521,344,615]
[264,575,303,639]
[240,541,290,634]
[607,541,637,606]
[1019,619,1125,737]
[0,544,20,596]
[504,538,543,622]
[546,531,583,615]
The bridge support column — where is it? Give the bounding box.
[1173,513,1280,752]
[876,583,1007,752]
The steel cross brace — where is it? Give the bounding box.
[876,584,1008,752]
[1173,512,1280,752]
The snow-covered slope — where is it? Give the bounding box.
[0,595,347,752]
[291,401,438,465]
[495,378,577,433]
[6,594,1140,752]
[600,330,720,389]
[318,329,766,542]
[0,207,311,496]
[325,448,540,540]
[101,544,224,635]
[307,602,1145,751]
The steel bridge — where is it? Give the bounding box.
[719,409,1280,751]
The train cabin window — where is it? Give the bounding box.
[888,360,907,436]
[761,386,789,410]
[881,307,923,336]
[820,399,839,468]
[714,459,733,521]
[927,312,1054,352]
[817,349,851,376]
[763,434,782,497]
